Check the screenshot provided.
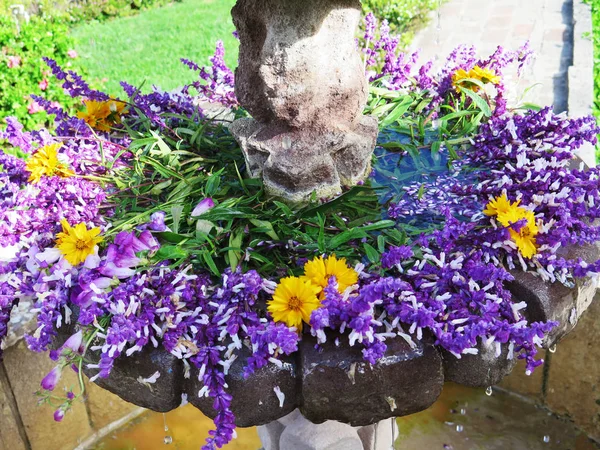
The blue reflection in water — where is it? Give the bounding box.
[371,128,455,227]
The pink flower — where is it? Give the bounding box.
[61,330,83,354]
[53,409,65,422]
[192,198,215,217]
[41,366,62,391]
[67,50,78,59]
[38,78,49,91]
[28,101,43,114]
[7,55,21,68]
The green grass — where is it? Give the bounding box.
[71,0,238,96]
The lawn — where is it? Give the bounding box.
[71,0,238,95]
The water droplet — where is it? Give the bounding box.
[549,344,557,354]
[163,413,169,432]
[460,408,466,415]
[164,435,173,445]
[456,424,464,433]
[485,386,493,396]
[543,435,550,443]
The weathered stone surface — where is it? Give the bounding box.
[232,0,367,130]
[3,340,92,450]
[84,345,183,413]
[85,378,141,430]
[231,116,378,203]
[507,243,600,346]
[0,368,26,450]
[357,418,398,450]
[299,334,443,426]
[279,414,363,450]
[258,419,286,450]
[230,0,378,202]
[185,346,298,427]
[441,340,517,388]
[546,292,600,442]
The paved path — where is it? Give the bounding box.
[411,0,573,112]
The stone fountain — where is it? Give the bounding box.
[230,0,378,203]
[57,1,599,449]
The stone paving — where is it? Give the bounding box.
[411,0,574,112]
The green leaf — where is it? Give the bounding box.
[228,228,244,270]
[461,87,492,117]
[154,245,189,262]
[380,96,413,128]
[250,219,280,240]
[156,231,189,244]
[363,243,380,263]
[202,251,221,276]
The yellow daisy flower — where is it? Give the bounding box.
[77,100,111,132]
[484,193,521,225]
[507,208,539,259]
[76,98,128,132]
[452,65,501,93]
[25,143,74,184]
[55,219,103,266]
[303,255,358,297]
[267,277,321,330]
[471,66,501,85]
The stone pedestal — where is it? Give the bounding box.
[230,0,378,202]
[258,409,397,450]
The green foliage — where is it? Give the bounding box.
[584,0,600,161]
[0,0,176,23]
[0,16,79,129]
[361,0,442,46]
[70,0,239,95]
[102,79,495,277]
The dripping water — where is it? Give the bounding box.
[163,413,172,445]
[485,386,493,396]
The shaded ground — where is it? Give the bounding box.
[71,0,238,95]
[93,383,598,449]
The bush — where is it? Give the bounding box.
[583,0,599,161]
[0,16,80,129]
[361,0,441,46]
[0,0,177,23]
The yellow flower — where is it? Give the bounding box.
[56,219,103,266]
[76,98,127,132]
[507,208,539,259]
[471,66,501,85]
[77,100,111,131]
[303,255,358,297]
[452,65,501,93]
[267,277,321,330]
[25,143,74,184]
[484,193,521,224]
[485,196,540,258]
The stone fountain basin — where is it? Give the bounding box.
[54,242,598,428]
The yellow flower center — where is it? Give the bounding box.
[287,296,302,311]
